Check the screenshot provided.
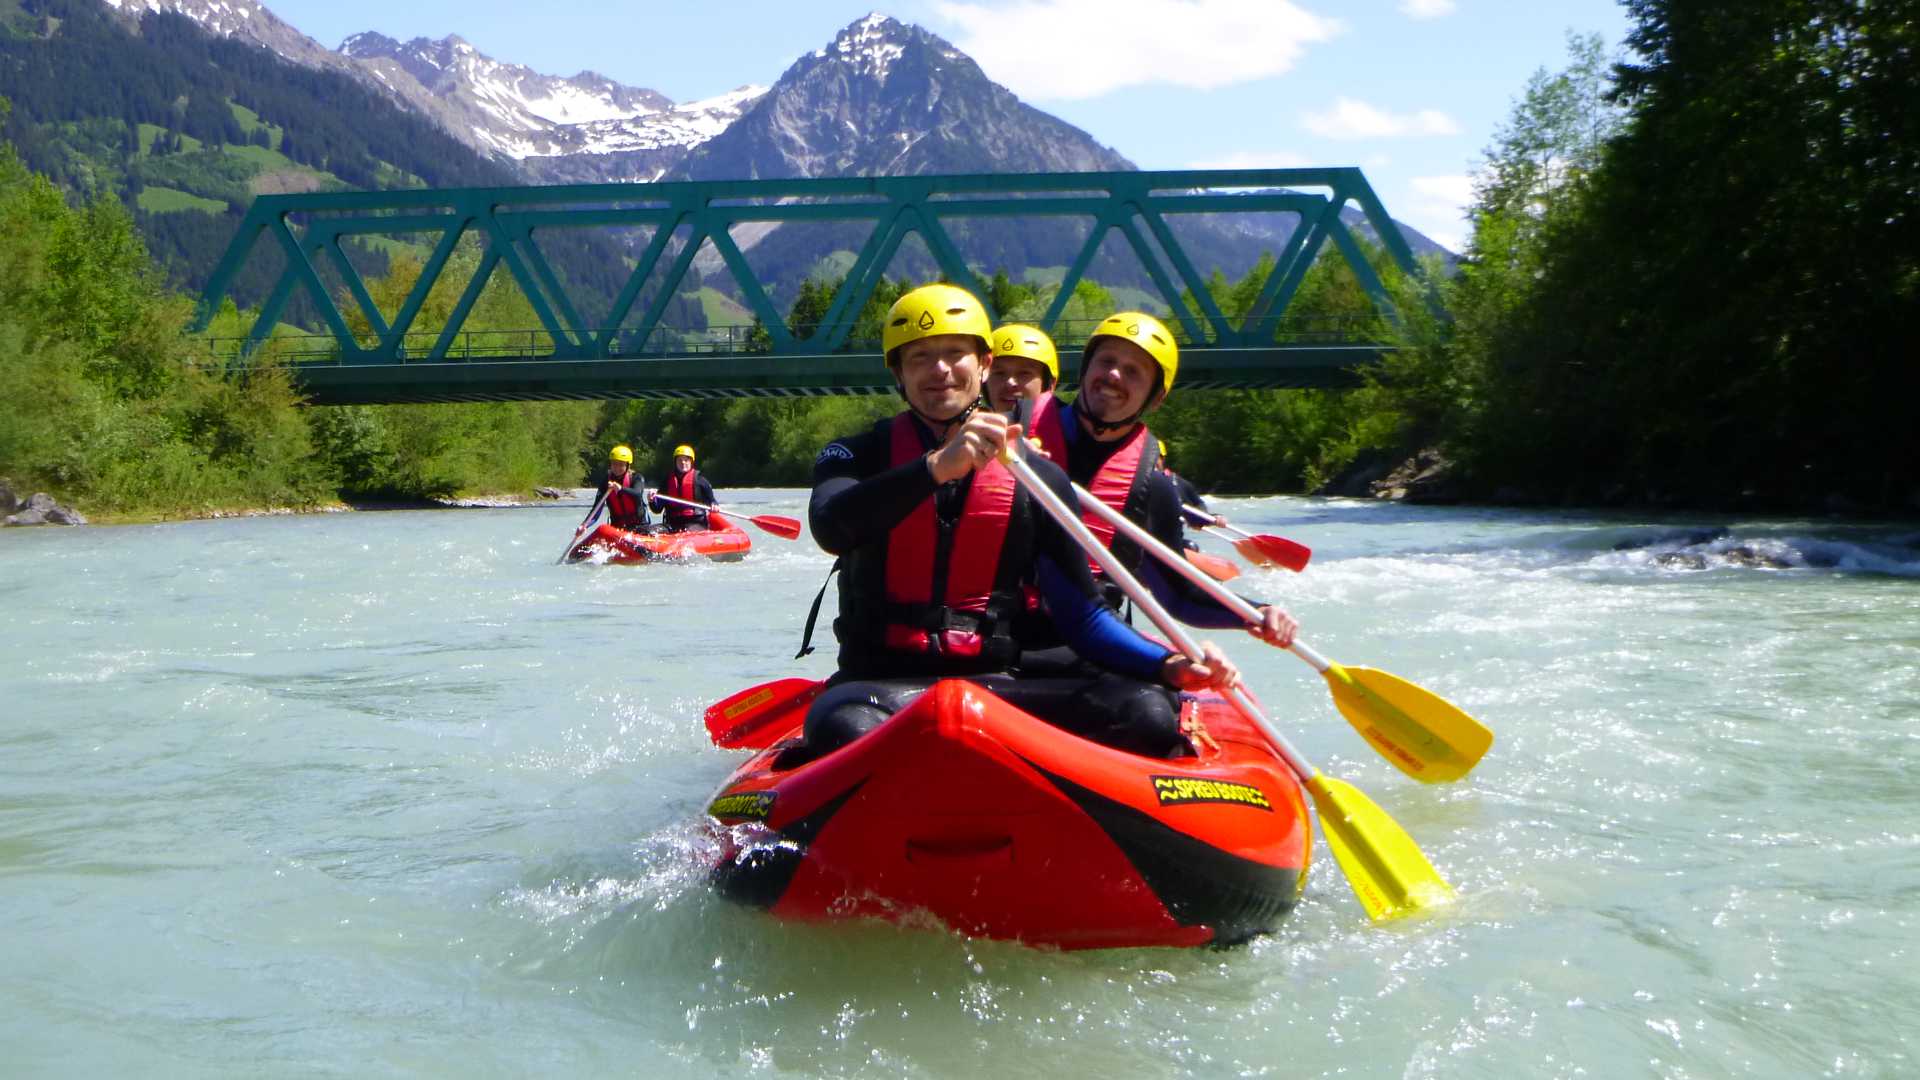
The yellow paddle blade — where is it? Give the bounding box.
[1307,773,1454,921]
[1322,663,1493,784]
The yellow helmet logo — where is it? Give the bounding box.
[882,283,993,362]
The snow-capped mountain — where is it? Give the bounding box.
[96,0,763,167]
[677,13,1134,180]
[337,32,762,163]
[100,0,357,75]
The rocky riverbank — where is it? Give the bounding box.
[1,480,87,526]
[0,482,577,527]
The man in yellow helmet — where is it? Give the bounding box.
[648,443,719,531]
[1026,313,1296,660]
[801,283,1242,756]
[984,324,1058,414]
[603,444,652,531]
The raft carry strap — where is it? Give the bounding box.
[795,557,843,658]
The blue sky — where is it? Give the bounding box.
[262,0,1635,251]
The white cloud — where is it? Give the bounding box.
[1302,98,1459,139]
[1185,149,1313,170]
[1398,0,1456,18]
[931,0,1343,101]
[1401,173,1476,252]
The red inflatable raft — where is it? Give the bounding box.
[568,517,751,564]
[705,679,1312,950]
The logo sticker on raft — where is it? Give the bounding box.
[708,790,776,821]
[1150,774,1272,811]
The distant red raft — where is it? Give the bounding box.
[705,679,1311,950]
[567,516,752,564]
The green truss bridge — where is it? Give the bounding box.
[191,169,1434,405]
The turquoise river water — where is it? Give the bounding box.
[3,492,1918,1078]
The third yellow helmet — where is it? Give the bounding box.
[672,444,696,462]
[882,283,992,362]
[1086,312,1179,394]
[990,324,1059,384]
[609,445,634,464]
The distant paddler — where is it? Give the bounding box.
[648,444,719,531]
[603,445,653,532]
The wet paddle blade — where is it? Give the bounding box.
[1184,547,1241,581]
[749,513,803,540]
[1246,533,1311,572]
[1322,663,1493,784]
[704,677,824,749]
[1307,773,1454,921]
[1227,536,1278,567]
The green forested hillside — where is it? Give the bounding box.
[0,0,633,322]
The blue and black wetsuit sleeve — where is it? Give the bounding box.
[1026,456,1171,681]
[1139,472,1261,628]
[809,427,937,555]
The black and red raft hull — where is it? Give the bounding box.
[705,679,1312,950]
[568,517,751,564]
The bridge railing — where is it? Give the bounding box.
[193,314,1396,367]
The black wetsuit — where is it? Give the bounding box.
[804,413,1186,756]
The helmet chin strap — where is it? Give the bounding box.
[1075,395,1150,436]
[895,379,981,437]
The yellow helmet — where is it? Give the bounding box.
[882,283,992,362]
[1086,312,1179,395]
[672,444,696,462]
[990,324,1059,384]
[609,445,634,464]
[1158,439,1168,457]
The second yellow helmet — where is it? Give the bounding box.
[1086,312,1179,394]
[672,444,696,462]
[609,445,634,464]
[991,324,1059,384]
[882,283,992,362]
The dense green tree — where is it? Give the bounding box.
[1447,4,1920,508]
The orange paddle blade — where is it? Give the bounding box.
[1183,546,1240,581]
[704,677,824,748]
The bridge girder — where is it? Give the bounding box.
[192,169,1436,405]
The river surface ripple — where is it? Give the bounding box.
[3,493,1917,1078]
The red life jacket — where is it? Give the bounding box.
[831,412,1025,671]
[606,471,645,528]
[662,468,706,527]
[1030,400,1159,583]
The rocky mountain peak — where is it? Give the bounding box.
[675,13,1130,180]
